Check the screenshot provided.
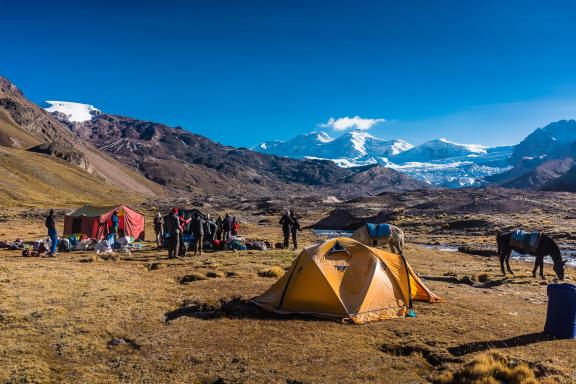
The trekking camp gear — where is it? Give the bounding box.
[366,223,391,239]
[510,230,541,253]
[252,237,439,324]
[64,205,145,241]
[545,283,576,339]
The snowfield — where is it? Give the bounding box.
[256,130,514,187]
[44,101,101,123]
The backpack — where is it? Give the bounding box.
[58,239,71,253]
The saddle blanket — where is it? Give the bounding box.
[510,230,540,253]
[366,223,391,239]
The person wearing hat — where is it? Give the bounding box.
[153,212,164,248]
[45,209,59,257]
[166,208,181,259]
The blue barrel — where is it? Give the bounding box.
[544,283,576,339]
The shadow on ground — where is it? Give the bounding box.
[163,298,331,323]
[447,332,554,357]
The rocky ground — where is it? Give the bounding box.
[0,199,575,383]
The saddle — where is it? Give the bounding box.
[366,223,391,239]
[510,230,541,253]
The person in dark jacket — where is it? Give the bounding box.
[153,213,164,248]
[215,215,223,241]
[191,213,204,255]
[166,208,181,259]
[205,214,218,242]
[223,213,235,241]
[290,211,301,250]
[279,210,294,249]
[45,209,58,257]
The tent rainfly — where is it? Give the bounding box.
[63,205,145,240]
[252,237,439,324]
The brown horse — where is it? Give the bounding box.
[496,231,566,280]
[350,224,404,254]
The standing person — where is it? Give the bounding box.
[178,211,191,256]
[205,214,218,242]
[232,216,239,237]
[110,210,119,244]
[223,213,234,241]
[191,213,204,255]
[153,213,164,248]
[215,215,223,241]
[45,209,58,257]
[290,211,301,250]
[279,210,294,249]
[166,208,181,259]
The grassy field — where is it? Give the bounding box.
[0,214,575,383]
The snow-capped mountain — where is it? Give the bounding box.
[43,101,101,123]
[509,120,576,166]
[256,131,514,188]
[257,130,413,161]
[390,138,487,163]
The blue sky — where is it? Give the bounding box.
[3,0,576,147]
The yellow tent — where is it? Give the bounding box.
[252,237,439,324]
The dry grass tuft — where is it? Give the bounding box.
[434,352,539,384]
[148,262,166,270]
[258,266,285,278]
[179,273,207,283]
[79,254,99,263]
[206,271,225,278]
[477,273,490,283]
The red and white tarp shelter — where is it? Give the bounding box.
[63,205,145,240]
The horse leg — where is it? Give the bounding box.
[388,237,398,254]
[505,250,514,275]
[532,257,538,278]
[539,257,545,280]
[500,247,508,275]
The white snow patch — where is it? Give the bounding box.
[44,100,101,123]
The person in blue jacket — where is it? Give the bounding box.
[110,210,119,243]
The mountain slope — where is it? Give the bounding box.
[489,120,576,190]
[0,146,137,207]
[0,76,162,198]
[47,110,429,198]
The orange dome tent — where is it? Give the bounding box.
[252,237,439,324]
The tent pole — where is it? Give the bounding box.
[400,252,416,317]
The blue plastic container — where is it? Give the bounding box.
[544,283,576,339]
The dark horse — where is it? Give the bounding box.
[497,231,566,280]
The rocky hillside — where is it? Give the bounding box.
[49,108,429,198]
[490,120,576,190]
[0,77,162,198]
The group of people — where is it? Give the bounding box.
[43,207,300,259]
[154,209,238,259]
[280,210,301,250]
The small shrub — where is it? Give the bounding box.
[258,266,285,278]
